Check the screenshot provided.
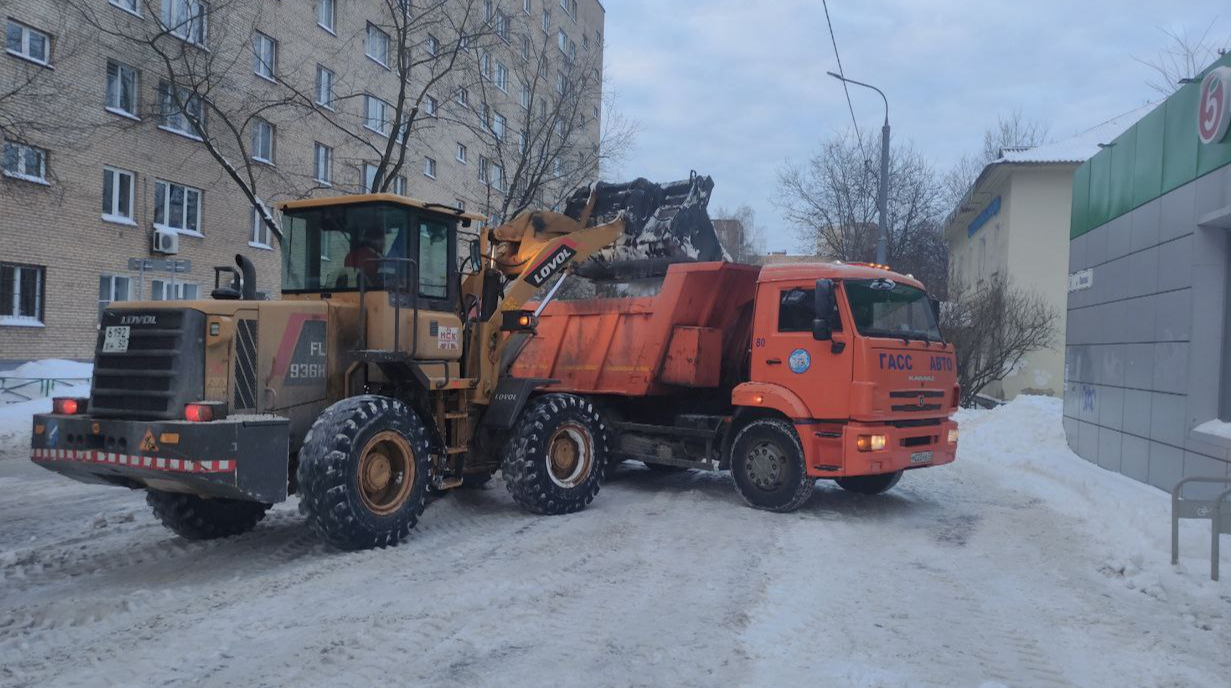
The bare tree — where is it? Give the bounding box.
[711,204,766,263]
[777,129,949,294]
[941,276,1059,406]
[942,110,1049,211]
[459,12,636,222]
[1135,21,1229,97]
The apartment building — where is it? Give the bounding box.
[0,0,605,365]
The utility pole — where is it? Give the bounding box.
[827,72,890,265]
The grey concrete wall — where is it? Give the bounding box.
[1064,163,1231,497]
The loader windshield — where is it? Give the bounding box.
[281,202,456,303]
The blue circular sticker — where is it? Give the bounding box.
[788,348,811,374]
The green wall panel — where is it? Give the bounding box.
[1088,148,1112,229]
[1132,106,1165,207]
[1070,163,1090,240]
[1198,115,1231,176]
[1108,128,1136,218]
[1162,84,1200,192]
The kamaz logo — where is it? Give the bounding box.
[526,244,578,288]
[120,315,157,325]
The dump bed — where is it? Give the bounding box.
[512,262,761,396]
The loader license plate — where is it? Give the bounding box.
[910,451,933,465]
[102,326,130,353]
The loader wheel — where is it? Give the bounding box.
[836,471,903,495]
[730,418,814,513]
[146,491,270,541]
[502,394,609,515]
[297,396,431,550]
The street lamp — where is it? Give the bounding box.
[827,71,890,266]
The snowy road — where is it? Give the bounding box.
[2,398,1230,688]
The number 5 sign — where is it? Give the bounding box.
[1198,66,1231,145]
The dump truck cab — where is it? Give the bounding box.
[736,262,959,483]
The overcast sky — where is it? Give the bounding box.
[601,0,1227,252]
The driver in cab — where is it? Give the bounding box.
[345,226,387,286]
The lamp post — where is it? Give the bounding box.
[827,72,890,265]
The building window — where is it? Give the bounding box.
[426,34,439,55]
[495,11,509,41]
[520,82,530,110]
[317,0,335,33]
[315,65,334,109]
[314,142,332,185]
[456,142,467,163]
[392,175,407,195]
[481,52,491,80]
[251,118,274,163]
[154,180,202,235]
[102,167,135,224]
[492,111,506,140]
[558,29,567,55]
[495,61,508,92]
[424,156,436,179]
[364,94,390,136]
[105,61,139,118]
[364,162,378,192]
[366,23,390,67]
[478,156,488,183]
[455,198,466,211]
[253,32,276,81]
[480,157,504,192]
[2,141,47,183]
[541,9,549,33]
[0,263,45,325]
[251,207,272,248]
[150,279,198,301]
[161,0,208,46]
[157,81,204,138]
[456,88,469,107]
[98,274,132,320]
[5,20,51,65]
[426,94,438,117]
[110,0,141,16]
[523,0,531,14]
[556,71,566,95]
[583,33,589,51]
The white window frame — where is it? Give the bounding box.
[520,82,531,110]
[250,206,273,249]
[424,156,436,179]
[456,142,467,163]
[492,111,507,141]
[161,0,208,47]
[5,20,51,66]
[253,31,276,81]
[521,34,530,61]
[109,0,142,18]
[364,162,378,192]
[495,11,509,41]
[157,80,204,140]
[315,65,334,109]
[98,274,133,320]
[102,166,136,225]
[392,175,407,195]
[541,9,549,33]
[523,0,531,15]
[150,279,199,301]
[153,179,203,236]
[317,0,336,34]
[426,95,438,117]
[364,94,390,136]
[1,263,45,327]
[251,118,274,164]
[314,142,332,186]
[426,34,439,55]
[2,141,48,184]
[456,88,469,107]
[481,52,491,80]
[366,23,390,68]
[495,61,508,92]
[105,60,140,120]
[455,198,466,211]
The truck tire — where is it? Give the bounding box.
[297,396,432,551]
[502,394,609,515]
[729,418,814,512]
[146,491,271,540]
[836,471,903,495]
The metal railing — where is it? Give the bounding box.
[357,257,420,358]
[1170,475,1231,581]
[0,376,91,404]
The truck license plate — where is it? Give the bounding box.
[910,450,933,465]
[102,326,130,353]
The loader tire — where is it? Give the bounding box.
[836,471,903,495]
[146,491,270,541]
[730,418,814,513]
[502,394,609,515]
[297,396,431,551]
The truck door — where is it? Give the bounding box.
[752,281,853,418]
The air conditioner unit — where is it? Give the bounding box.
[152,228,180,255]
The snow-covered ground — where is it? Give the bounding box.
[1,396,1229,688]
[0,360,92,405]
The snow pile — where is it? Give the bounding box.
[4,359,93,380]
[0,384,90,445]
[956,395,1230,599]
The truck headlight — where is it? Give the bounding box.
[856,434,887,452]
[947,428,959,444]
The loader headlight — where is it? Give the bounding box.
[501,310,539,332]
[856,434,887,452]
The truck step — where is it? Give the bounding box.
[444,412,469,420]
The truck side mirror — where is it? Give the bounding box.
[929,295,941,323]
[813,278,835,341]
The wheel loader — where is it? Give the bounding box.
[29,175,724,550]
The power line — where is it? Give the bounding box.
[821,0,868,159]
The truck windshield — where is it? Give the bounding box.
[845,279,942,342]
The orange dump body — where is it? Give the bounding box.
[511,262,760,395]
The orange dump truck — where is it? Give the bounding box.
[512,261,959,511]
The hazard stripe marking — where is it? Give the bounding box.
[30,449,237,474]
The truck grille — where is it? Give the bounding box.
[888,390,945,413]
[89,309,206,420]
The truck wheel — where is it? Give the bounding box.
[146,491,271,540]
[836,471,903,495]
[730,418,814,513]
[502,394,609,515]
[297,396,431,550]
